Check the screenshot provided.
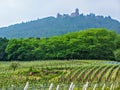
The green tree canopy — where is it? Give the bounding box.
[5,28,118,61]
[0,37,8,60]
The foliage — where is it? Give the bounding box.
[5,28,117,60]
[114,49,120,61]
[115,35,120,49]
[0,37,8,60]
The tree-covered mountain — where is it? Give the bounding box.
[0,9,120,38]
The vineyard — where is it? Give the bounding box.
[0,60,120,90]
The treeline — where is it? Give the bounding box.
[0,28,120,61]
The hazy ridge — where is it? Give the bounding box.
[0,9,120,38]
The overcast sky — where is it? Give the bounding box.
[0,0,120,27]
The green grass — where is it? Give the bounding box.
[0,60,120,90]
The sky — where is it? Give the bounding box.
[0,0,120,27]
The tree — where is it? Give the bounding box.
[10,62,20,71]
[0,37,8,60]
[115,35,120,49]
[5,28,118,61]
[114,49,120,61]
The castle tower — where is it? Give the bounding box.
[75,8,79,16]
[71,8,79,17]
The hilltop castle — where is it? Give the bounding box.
[57,8,80,18]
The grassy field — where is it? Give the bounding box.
[0,60,120,90]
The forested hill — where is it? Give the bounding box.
[0,9,120,38]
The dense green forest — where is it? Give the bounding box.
[0,28,120,61]
[0,9,120,38]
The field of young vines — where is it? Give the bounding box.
[0,60,120,90]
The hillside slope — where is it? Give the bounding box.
[0,9,120,38]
